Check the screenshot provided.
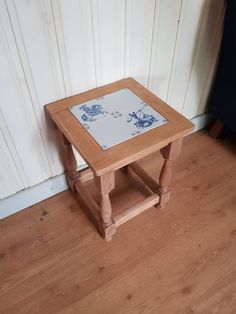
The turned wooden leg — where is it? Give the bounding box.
[158,138,183,208]
[62,134,79,192]
[95,171,116,241]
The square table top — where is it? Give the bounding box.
[45,78,194,175]
[69,87,168,150]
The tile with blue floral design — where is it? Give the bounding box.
[69,88,168,150]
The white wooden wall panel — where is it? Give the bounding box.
[0,127,23,198]
[0,0,225,200]
[0,111,27,189]
[125,0,155,87]
[5,0,66,176]
[51,0,96,168]
[91,0,125,85]
[167,0,205,112]
[0,1,51,188]
[51,0,96,95]
[183,0,226,118]
[149,0,182,101]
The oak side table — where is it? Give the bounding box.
[45,78,194,241]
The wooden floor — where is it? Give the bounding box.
[0,130,236,314]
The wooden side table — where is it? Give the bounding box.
[45,78,194,240]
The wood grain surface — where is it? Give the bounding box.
[0,130,236,313]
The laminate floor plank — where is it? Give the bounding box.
[0,130,236,314]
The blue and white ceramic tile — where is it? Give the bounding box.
[69,88,168,150]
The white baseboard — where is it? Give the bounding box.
[0,173,69,219]
[191,113,212,133]
[0,113,211,220]
[0,164,87,220]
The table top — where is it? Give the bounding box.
[45,78,194,175]
[69,88,168,150]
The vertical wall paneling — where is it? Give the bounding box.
[5,0,67,176]
[183,0,225,118]
[0,111,27,187]
[125,0,156,87]
[0,122,24,199]
[0,130,23,199]
[51,0,97,96]
[167,0,205,113]
[0,0,51,189]
[148,0,182,101]
[51,0,95,168]
[91,0,126,86]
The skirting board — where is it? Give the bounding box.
[191,113,212,133]
[0,113,212,220]
[0,164,87,220]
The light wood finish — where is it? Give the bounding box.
[114,194,159,227]
[158,138,183,207]
[95,172,116,241]
[45,78,193,240]
[46,78,194,176]
[77,168,94,183]
[1,131,236,313]
[74,181,100,223]
[128,161,159,193]
[62,134,79,192]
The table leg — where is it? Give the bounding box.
[62,134,79,192]
[95,172,116,241]
[158,138,183,208]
